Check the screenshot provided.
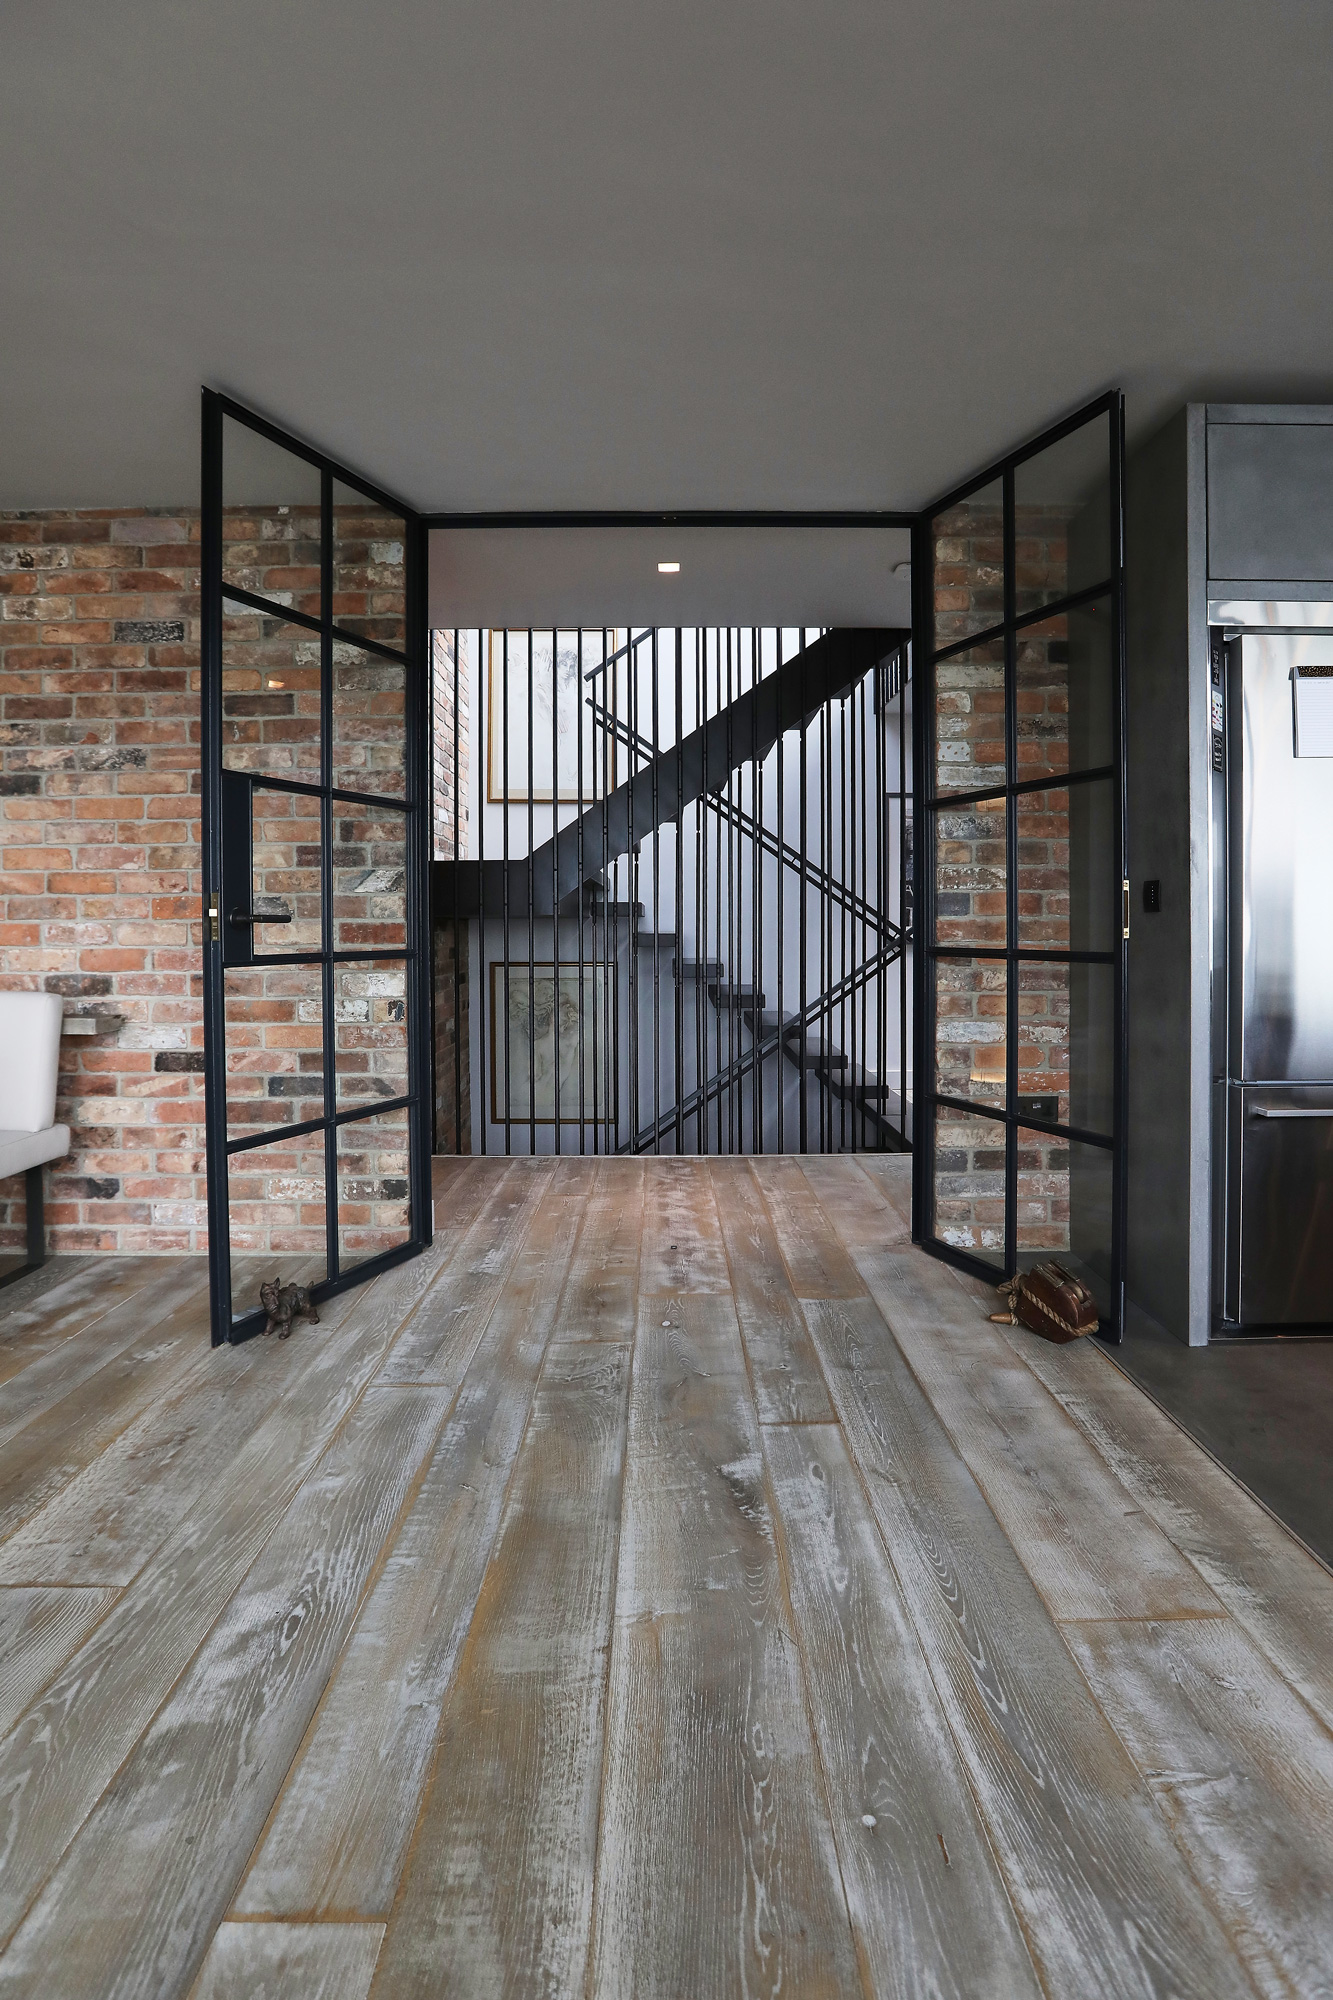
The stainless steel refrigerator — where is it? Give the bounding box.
[1222,621,1333,1326]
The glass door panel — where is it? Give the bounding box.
[332,643,408,797]
[223,964,324,1140]
[334,962,410,1111]
[250,785,324,955]
[203,393,428,1343]
[337,1106,412,1274]
[932,478,1005,649]
[221,603,323,781]
[915,395,1127,1336]
[933,1105,1007,1270]
[1012,409,1115,615]
[331,480,407,650]
[933,639,1007,793]
[221,416,323,616]
[1016,1125,1114,1316]
[332,805,408,950]
[1015,597,1116,783]
[934,957,1007,1106]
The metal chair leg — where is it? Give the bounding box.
[24,1165,44,1270]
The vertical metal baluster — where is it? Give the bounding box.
[651,625,661,1155]
[608,632,616,1152]
[674,625,684,1157]
[768,624,780,1160]
[712,624,720,1160]
[726,627,737,1154]
[696,628,706,1154]
[836,692,844,1152]
[501,629,511,1154]
[860,665,870,1148]
[550,627,559,1157]
[591,631,604,1154]
[477,632,488,1157]
[748,624,756,1160]
[900,645,909,1147]
[527,630,538,1157]
[872,656,880,1160]
[576,627,586,1154]
[822,679,831,1153]
[452,629,462,1156]
[798,629,809,1155]
[627,633,640,1152]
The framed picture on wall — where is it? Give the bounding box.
[488,960,616,1125]
[486,628,622,803]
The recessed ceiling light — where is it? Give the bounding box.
[658,561,680,574]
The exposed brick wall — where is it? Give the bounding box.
[0,510,205,1257]
[930,499,1077,1262]
[0,507,456,1258]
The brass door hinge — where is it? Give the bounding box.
[207,904,220,942]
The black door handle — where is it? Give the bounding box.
[229,908,293,925]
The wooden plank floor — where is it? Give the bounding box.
[0,1159,1330,1998]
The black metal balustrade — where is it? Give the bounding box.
[433,624,913,1156]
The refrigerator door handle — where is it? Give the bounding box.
[1248,1106,1333,1120]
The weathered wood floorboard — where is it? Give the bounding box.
[852,1248,1225,1624]
[749,1153,867,1299]
[0,1238,454,1952]
[0,1270,221,1549]
[0,1158,1325,2000]
[555,1158,644,1336]
[764,1420,1042,1999]
[0,1285,349,1588]
[0,1587,119,1745]
[797,1152,912,1252]
[800,1290,1255,2000]
[591,1295,860,2000]
[190,1921,385,2000]
[1010,1326,1333,1737]
[1064,1613,1333,2000]
[639,1156,731,1295]
[377,1159,553,1381]
[0,1257,206,1454]
[0,1258,142,1387]
[368,1340,632,2000]
[235,1175,587,1919]
[0,1386,451,2000]
[709,1157,834,1424]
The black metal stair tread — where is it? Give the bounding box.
[781,1030,850,1071]
[673,959,724,980]
[708,985,766,1007]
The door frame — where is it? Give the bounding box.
[910,390,1129,1338]
[200,390,433,1344]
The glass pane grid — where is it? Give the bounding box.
[213,404,421,1337]
[925,402,1121,1313]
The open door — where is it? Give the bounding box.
[911,394,1128,1338]
[201,393,431,1343]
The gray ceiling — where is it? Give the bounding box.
[5,1,1333,514]
[429,526,912,627]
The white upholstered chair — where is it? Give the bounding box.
[0,992,71,1286]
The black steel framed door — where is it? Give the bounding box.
[911,393,1129,1338]
[201,392,431,1343]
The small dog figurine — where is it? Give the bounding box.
[259,1278,321,1340]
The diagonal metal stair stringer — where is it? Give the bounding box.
[432,625,909,921]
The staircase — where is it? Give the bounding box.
[433,623,913,1155]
